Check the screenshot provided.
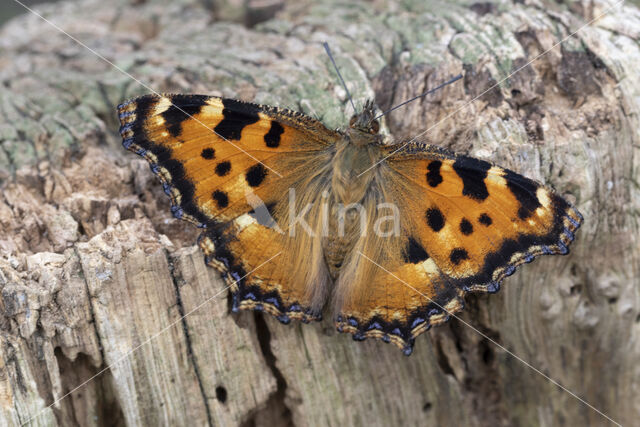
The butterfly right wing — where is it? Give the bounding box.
[118,94,338,323]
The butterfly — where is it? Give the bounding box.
[117,90,582,355]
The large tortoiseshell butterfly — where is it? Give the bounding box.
[117,75,582,355]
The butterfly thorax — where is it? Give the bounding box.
[331,134,380,205]
[324,121,383,279]
[332,102,383,202]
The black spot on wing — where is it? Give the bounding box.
[503,169,542,219]
[450,248,469,265]
[265,121,284,148]
[460,218,473,235]
[161,95,209,137]
[212,190,229,208]
[214,98,260,140]
[403,237,429,263]
[201,148,215,159]
[246,163,268,187]
[453,156,491,200]
[426,208,445,232]
[215,161,231,176]
[479,213,492,226]
[426,160,443,187]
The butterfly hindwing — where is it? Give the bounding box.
[118,94,338,322]
[335,143,582,354]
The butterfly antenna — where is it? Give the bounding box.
[323,42,357,112]
[373,74,463,121]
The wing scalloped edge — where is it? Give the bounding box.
[335,206,583,356]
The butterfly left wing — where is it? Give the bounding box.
[118,94,337,323]
[334,143,582,355]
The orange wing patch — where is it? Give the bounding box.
[118,94,336,323]
[335,144,582,355]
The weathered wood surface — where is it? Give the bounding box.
[0,0,639,426]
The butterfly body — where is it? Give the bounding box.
[118,93,582,355]
[330,140,376,202]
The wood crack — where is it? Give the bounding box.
[166,250,214,427]
[245,312,294,427]
[73,246,107,366]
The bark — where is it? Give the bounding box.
[0,0,639,426]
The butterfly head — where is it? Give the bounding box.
[348,100,380,136]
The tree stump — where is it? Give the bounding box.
[1,0,639,426]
